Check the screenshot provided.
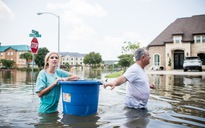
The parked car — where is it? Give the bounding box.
[183,57,202,72]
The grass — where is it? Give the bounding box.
[104,70,124,78]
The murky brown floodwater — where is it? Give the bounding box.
[0,69,205,128]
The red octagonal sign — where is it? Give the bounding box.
[31,37,39,54]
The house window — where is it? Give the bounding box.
[173,36,181,43]
[202,35,205,43]
[196,36,201,43]
[154,54,160,66]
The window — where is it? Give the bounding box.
[154,54,160,66]
[202,35,205,43]
[173,36,181,43]
[196,36,201,43]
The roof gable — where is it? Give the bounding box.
[148,14,205,46]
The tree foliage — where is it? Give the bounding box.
[118,41,140,68]
[121,41,140,54]
[0,59,15,68]
[118,54,134,68]
[20,52,32,69]
[83,52,102,68]
[34,47,49,69]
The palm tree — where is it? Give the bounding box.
[20,52,32,70]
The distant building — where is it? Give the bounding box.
[59,52,87,66]
[147,14,205,70]
[103,60,118,65]
[0,44,31,68]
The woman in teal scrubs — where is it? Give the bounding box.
[35,52,79,113]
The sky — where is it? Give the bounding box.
[0,0,205,60]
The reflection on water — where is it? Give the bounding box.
[0,70,205,128]
[61,114,100,128]
[149,74,205,128]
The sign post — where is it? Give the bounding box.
[30,37,39,94]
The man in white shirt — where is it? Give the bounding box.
[104,48,155,109]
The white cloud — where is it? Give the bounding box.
[47,0,108,24]
[0,1,14,22]
[68,23,95,40]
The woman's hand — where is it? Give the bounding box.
[62,74,80,81]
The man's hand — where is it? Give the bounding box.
[104,81,117,90]
[150,84,155,89]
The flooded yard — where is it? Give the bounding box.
[0,70,205,128]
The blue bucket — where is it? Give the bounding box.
[59,80,102,116]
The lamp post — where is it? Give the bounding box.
[37,12,60,54]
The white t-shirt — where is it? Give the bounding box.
[123,63,150,108]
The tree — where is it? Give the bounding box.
[121,41,140,54]
[0,59,15,69]
[34,47,49,69]
[118,41,140,68]
[20,52,32,70]
[168,58,172,66]
[83,52,102,68]
[118,54,134,68]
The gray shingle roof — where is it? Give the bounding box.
[60,52,86,57]
[148,14,205,46]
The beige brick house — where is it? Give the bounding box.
[0,44,31,68]
[147,14,205,70]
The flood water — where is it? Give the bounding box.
[0,69,205,128]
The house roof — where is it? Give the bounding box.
[0,45,31,52]
[148,14,205,47]
[60,52,86,57]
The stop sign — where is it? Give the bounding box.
[31,37,39,53]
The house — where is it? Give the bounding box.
[59,52,86,67]
[0,44,31,68]
[147,14,205,70]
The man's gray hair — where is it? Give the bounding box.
[134,48,147,61]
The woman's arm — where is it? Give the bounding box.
[37,78,63,97]
[62,73,80,81]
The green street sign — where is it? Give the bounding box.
[32,29,39,34]
[29,33,36,37]
[36,34,41,37]
[29,33,41,38]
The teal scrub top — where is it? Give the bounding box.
[35,69,69,113]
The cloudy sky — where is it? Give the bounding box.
[0,0,205,60]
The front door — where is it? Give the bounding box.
[174,50,184,69]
